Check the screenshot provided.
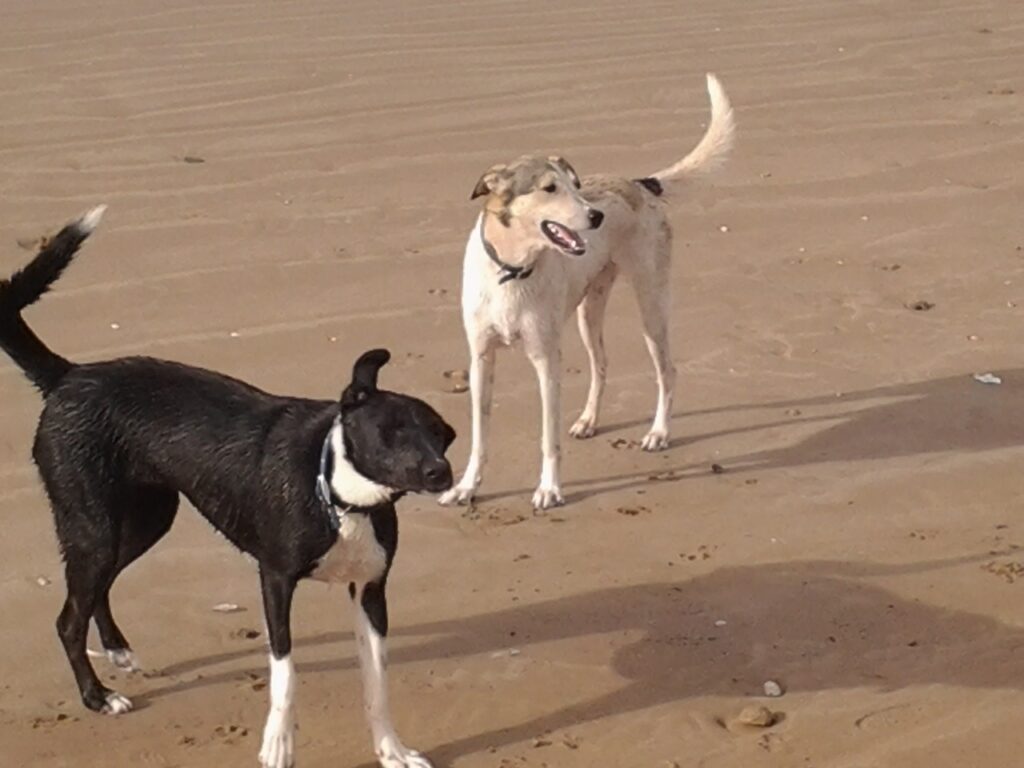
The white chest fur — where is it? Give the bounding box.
[310,513,387,585]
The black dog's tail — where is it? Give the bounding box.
[0,205,106,394]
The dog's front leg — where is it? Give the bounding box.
[528,341,564,509]
[258,569,298,768]
[354,581,433,768]
[439,335,495,506]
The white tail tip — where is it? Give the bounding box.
[77,204,107,234]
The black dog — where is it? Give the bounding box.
[0,206,454,768]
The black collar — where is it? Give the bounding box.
[315,416,403,531]
[315,416,349,531]
[481,228,533,285]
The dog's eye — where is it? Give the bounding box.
[543,183,557,193]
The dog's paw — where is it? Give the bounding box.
[641,429,669,452]
[259,710,295,768]
[101,691,133,716]
[108,648,141,672]
[377,737,434,768]
[532,485,565,510]
[89,647,142,672]
[438,485,475,506]
[569,414,597,439]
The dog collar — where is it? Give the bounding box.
[481,229,533,285]
[315,416,351,532]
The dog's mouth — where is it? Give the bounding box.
[541,220,586,256]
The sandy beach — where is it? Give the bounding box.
[2,0,1024,765]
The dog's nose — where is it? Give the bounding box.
[588,209,605,229]
[424,461,453,490]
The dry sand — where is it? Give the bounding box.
[2,0,1024,766]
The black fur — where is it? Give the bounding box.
[0,218,91,392]
[634,176,664,197]
[0,211,455,714]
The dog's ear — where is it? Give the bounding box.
[341,348,391,408]
[470,163,507,200]
[443,422,457,449]
[548,156,581,189]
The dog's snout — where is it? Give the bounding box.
[588,209,605,229]
[424,460,453,491]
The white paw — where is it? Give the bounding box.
[259,710,295,768]
[438,485,475,506]
[108,648,141,672]
[377,739,434,768]
[532,485,564,510]
[641,429,669,451]
[101,692,133,715]
[569,414,597,439]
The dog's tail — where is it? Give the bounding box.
[0,205,105,394]
[646,74,735,188]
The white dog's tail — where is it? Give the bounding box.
[649,74,735,186]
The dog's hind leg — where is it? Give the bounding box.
[625,241,676,452]
[92,486,179,672]
[50,495,133,714]
[439,333,496,506]
[570,262,618,440]
[258,568,299,768]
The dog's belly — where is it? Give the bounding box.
[309,514,387,585]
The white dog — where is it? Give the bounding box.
[439,74,735,510]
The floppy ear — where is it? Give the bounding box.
[443,422,457,449]
[470,163,507,200]
[549,156,581,189]
[341,348,391,408]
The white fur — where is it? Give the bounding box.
[259,654,296,768]
[310,511,388,585]
[107,648,140,672]
[102,691,132,715]
[330,422,394,507]
[652,73,735,182]
[440,75,734,510]
[355,597,433,768]
[77,204,107,234]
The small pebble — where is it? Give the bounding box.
[711,463,725,474]
[719,225,729,233]
[229,331,240,338]
[36,576,51,587]
[763,680,784,697]
[973,372,1002,385]
[212,603,244,613]
[714,619,727,627]
[110,323,120,330]
[736,705,777,727]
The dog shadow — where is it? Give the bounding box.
[486,368,1024,505]
[143,554,1024,765]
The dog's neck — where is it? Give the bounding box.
[479,214,538,285]
[315,417,394,529]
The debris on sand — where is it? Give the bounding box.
[711,463,725,474]
[973,372,1002,385]
[182,155,206,164]
[735,705,778,727]
[211,602,244,613]
[905,300,934,312]
[763,680,784,697]
[443,369,469,393]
